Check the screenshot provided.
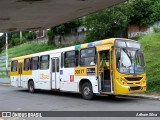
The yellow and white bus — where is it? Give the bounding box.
[10,38,146,100]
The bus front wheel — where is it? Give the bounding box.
[82,82,95,100]
[28,81,35,93]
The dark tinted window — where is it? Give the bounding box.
[40,55,50,70]
[64,50,78,68]
[30,57,39,70]
[56,58,59,72]
[80,48,96,66]
[24,58,30,71]
[11,60,18,72]
[52,58,59,72]
[61,53,63,68]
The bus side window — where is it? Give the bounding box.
[52,59,55,72]
[57,58,59,72]
[80,47,96,66]
[24,58,30,71]
[61,53,63,68]
[40,55,50,70]
[30,56,39,70]
[11,60,18,72]
[64,50,78,68]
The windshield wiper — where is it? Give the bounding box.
[122,48,132,64]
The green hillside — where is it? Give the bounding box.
[0,42,54,78]
[139,32,160,93]
[8,42,56,57]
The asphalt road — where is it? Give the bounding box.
[0,86,160,120]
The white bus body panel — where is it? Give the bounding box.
[11,76,19,87]
[36,69,51,90]
[60,68,78,92]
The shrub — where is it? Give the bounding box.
[153,26,160,33]
[147,79,160,93]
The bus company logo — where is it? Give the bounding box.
[2,112,11,117]
[39,73,49,79]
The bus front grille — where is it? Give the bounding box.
[130,86,141,91]
[125,77,142,81]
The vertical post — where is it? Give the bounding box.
[20,31,22,44]
[6,33,8,74]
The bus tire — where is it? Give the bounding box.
[82,82,95,100]
[28,81,35,93]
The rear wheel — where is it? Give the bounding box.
[28,81,35,93]
[82,82,95,100]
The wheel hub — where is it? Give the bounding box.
[84,87,91,96]
[29,83,34,92]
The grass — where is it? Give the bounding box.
[6,41,81,58]
[0,69,10,72]
[0,64,11,68]
[0,74,9,78]
[0,42,58,78]
[8,42,56,57]
[139,32,160,93]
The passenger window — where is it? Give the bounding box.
[80,48,96,66]
[40,55,50,70]
[64,50,78,68]
[11,60,18,72]
[57,58,59,72]
[52,58,59,72]
[52,59,55,72]
[24,58,30,71]
[30,57,39,70]
[61,53,63,68]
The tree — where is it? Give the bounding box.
[47,18,83,45]
[149,0,160,24]
[84,2,130,42]
[84,0,160,42]
[24,31,36,41]
[47,28,56,45]
[0,35,5,53]
[129,0,160,26]
[10,32,20,46]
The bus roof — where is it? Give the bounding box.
[11,38,132,61]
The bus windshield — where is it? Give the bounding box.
[116,47,145,75]
[116,48,144,74]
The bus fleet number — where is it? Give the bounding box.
[75,69,85,74]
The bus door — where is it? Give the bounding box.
[98,49,113,93]
[51,57,60,89]
[18,62,22,87]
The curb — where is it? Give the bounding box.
[122,94,160,101]
[0,84,10,86]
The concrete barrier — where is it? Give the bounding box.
[0,78,10,84]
